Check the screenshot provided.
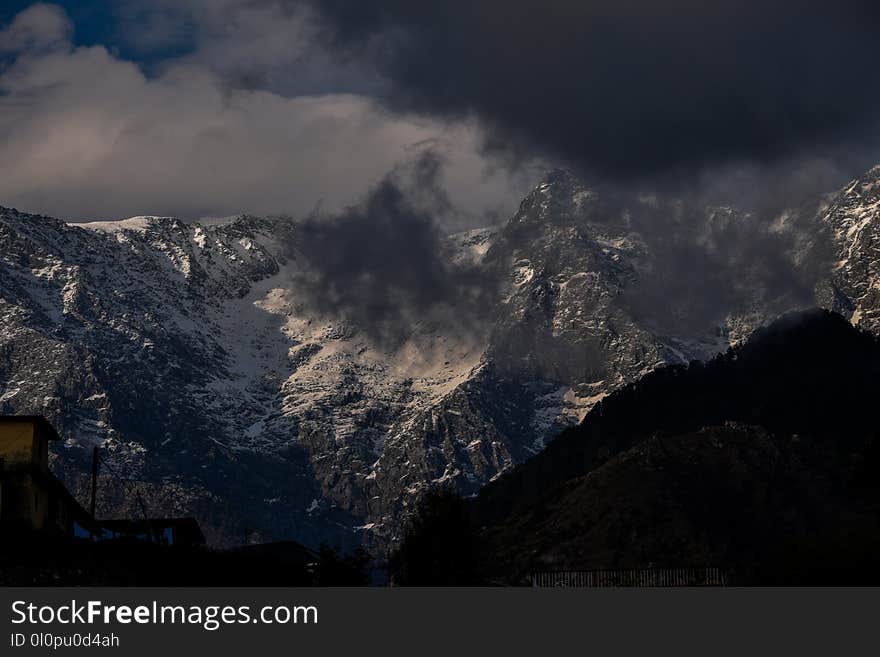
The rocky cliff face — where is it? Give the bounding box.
[818,165,880,333]
[1,166,878,549]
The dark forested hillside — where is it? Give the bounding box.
[478,308,880,518]
[395,309,880,584]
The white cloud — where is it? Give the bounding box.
[0,3,72,54]
[0,4,537,224]
[121,0,338,92]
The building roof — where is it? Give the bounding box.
[0,415,62,441]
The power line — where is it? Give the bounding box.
[94,450,151,523]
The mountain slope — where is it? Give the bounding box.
[820,165,880,332]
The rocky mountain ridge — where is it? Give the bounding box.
[2,165,879,548]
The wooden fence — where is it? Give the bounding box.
[531,567,726,587]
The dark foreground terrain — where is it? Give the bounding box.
[0,530,369,586]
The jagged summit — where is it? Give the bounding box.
[861,162,880,179]
[72,216,176,233]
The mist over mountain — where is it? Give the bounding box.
[2,163,880,550]
[291,151,502,347]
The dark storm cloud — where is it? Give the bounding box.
[291,152,500,346]
[295,0,876,337]
[303,0,880,179]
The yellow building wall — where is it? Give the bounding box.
[1,419,81,534]
[1,473,55,530]
[0,420,38,467]
[30,477,49,530]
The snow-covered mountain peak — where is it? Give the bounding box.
[3,166,880,549]
[72,216,174,233]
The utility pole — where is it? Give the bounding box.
[90,445,99,519]
[0,458,5,523]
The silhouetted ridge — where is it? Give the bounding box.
[476,308,880,525]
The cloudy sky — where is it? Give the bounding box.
[0,1,539,224]
[1,1,879,225]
